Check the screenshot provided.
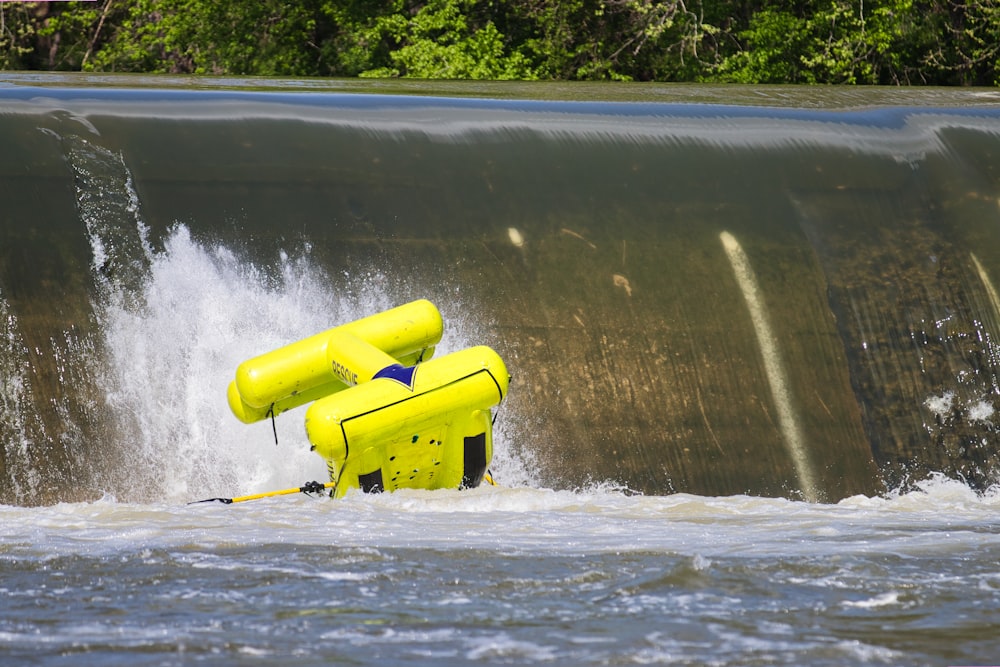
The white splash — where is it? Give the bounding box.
[94,226,333,500]
[967,399,995,423]
[923,391,955,420]
[0,290,43,500]
[88,225,529,502]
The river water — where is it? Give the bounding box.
[3,77,1000,665]
[2,478,999,666]
[3,221,995,667]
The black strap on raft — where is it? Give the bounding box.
[266,403,278,445]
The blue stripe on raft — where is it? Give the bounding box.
[373,364,417,390]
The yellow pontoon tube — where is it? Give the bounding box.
[227,300,510,497]
[227,299,443,423]
[307,345,509,497]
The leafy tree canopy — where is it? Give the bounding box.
[2,0,998,85]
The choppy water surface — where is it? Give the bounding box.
[2,477,999,666]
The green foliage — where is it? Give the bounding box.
[319,1,401,76]
[360,0,537,78]
[2,0,999,85]
[86,0,325,75]
[716,0,928,84]
[920,0,1000,85]
[0,3,35,70]
[2,1,109,70]
[715,8,807,83]
[514,0,719,81]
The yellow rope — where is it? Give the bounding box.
[191,481,335,505]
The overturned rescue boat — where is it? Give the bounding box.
[227,300,510,498]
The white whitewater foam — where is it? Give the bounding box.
[91,225,529,502]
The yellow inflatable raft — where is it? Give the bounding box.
[227,300,509,498]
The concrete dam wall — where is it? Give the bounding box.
[3,78,1000,504]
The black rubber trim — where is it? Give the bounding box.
[461,432,488,489]
[358,469,384,493]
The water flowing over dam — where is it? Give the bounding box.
[2,76,1000,505]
